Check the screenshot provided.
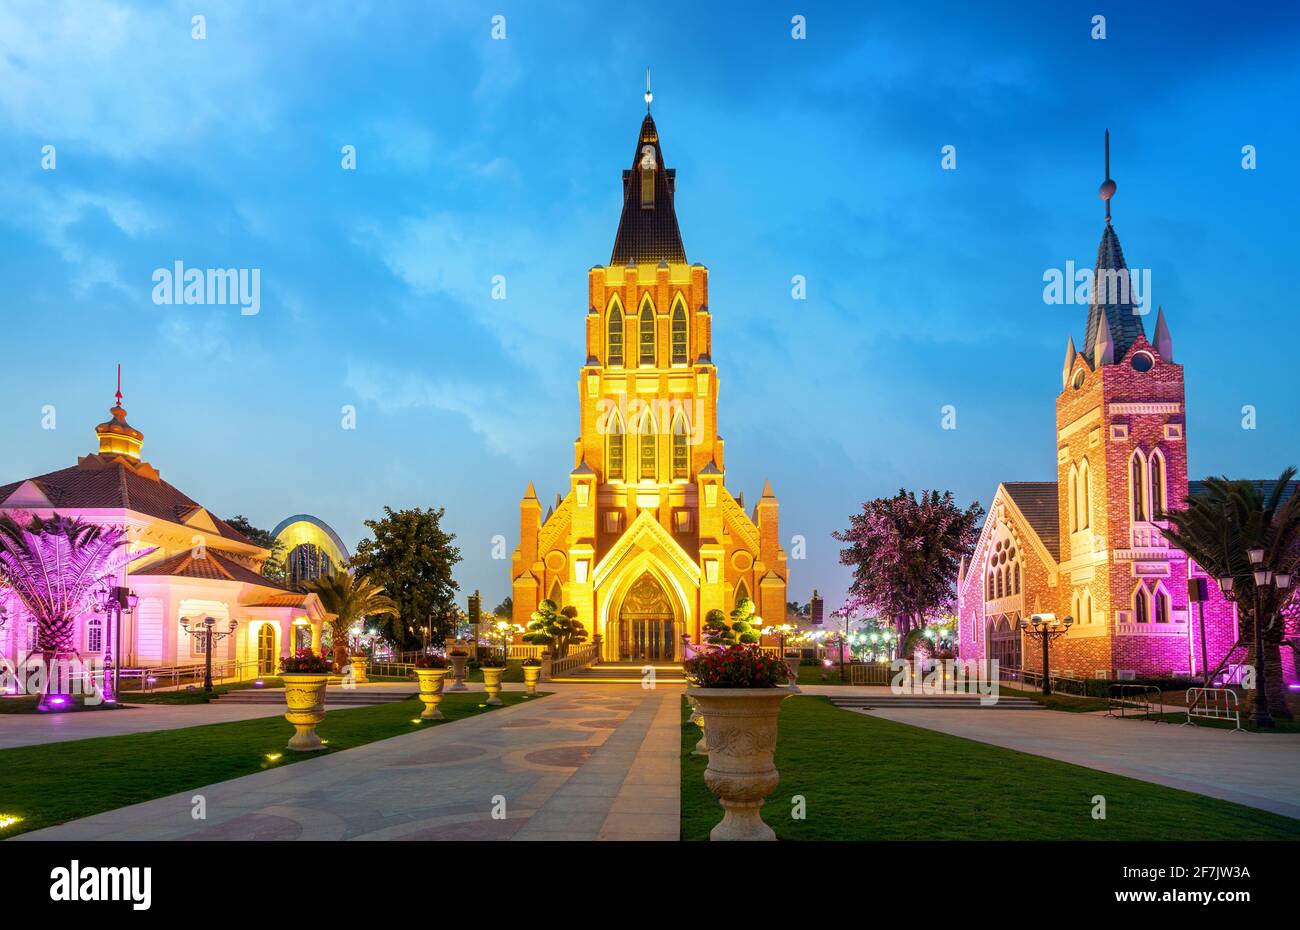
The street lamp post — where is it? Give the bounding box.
[92,584,138,703]
[178,616,240,693]
[1230,548,1293,729]
[1018,614,1073,696]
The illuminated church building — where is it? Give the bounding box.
[0,384,330,674]
[511,100,789,661]
[957,139,1297,688]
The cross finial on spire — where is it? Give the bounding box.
[645,67,652,112]
[115,363,123,407]
[1098,128,1117,224]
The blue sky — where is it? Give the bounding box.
[2,0,1298,610]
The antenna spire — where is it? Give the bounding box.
[115,364,123,408]
[1098,128,1117,224]
[645,67,652,113]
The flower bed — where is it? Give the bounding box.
[684,645,789,688]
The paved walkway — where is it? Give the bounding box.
[846,698,1300,819]
[0,683,420,750]
[15,683,682,841]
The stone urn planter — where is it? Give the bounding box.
[349,655,369,684]
[688,696,707,755]
[688,687,791,840]
[414,667,449,719]
[282,673,330,751]
[448,652,469,691]
[480,664,506,706]
[521,660,542,694]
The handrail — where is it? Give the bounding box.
[549,642,599,678]
[849,662,894,686]
[117,658,266,693]
[1184,687,1242,731]
[1107,684,1163,721]
[368,661,416,679]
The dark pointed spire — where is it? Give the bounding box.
[1082,130,1144,365]
[609,86,686,265]
[1153,305,1174,361]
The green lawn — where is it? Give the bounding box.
[998,685,1111,713]
[680,695,1300,840]
[0,691,536,838]
[1121,711,1300,734]
[1,694,123,714]
[796,663,851,685]
[125,678,287,705]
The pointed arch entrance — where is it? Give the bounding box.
[614,572,676,662]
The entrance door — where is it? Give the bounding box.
[621,618,675,661]
[617,572,675,662]
[258,625,276,674]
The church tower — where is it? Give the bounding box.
[511,88,788,661]
[1054,131,1193,676]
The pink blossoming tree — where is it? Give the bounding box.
[833,489,983,648]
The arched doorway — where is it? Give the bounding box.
[616,572,676,662]
[257,624,277,674]
[989,614,1021,672]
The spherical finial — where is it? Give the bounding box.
[1099,178,1116,201]
[645,89,652,106]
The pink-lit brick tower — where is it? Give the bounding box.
[957,133,1297,690]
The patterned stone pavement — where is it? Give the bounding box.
[15,683,683,841]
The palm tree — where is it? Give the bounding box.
[1164,468,1300,720]
[303,569,398,670]
[0,514,154,702]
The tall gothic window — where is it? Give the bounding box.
[735,580,750,609]
[1153,585,1170,623]
[1068,465,1078,533]
[606,411,625,481]
[1078,458,1091,530]
[671,410,690,479]
[1131,452,1148,522]
[1013,562,1021,594]
[638,410,656,480]
[670,302,688,365]
[1134,585,1150,624]
[549,580,563,607]
[607,302,624,367]
[638,301,656,367]
[1149,450,1165,519]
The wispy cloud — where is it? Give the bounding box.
[344,359,553,461]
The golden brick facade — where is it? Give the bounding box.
[510,112,788,661]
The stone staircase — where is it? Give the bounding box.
[552,661,688,685]
[829,693,1040,711]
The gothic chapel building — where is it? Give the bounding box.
[957,138,1297,687]
[511,104,789,661]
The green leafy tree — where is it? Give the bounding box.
[1164,469,1300,720]
[522,599,588,658]
[703,597,762,647]
[225,514,287,584]
[303,569,398,670]
[351,506,461,651]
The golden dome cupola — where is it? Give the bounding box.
[95,366,144,461]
